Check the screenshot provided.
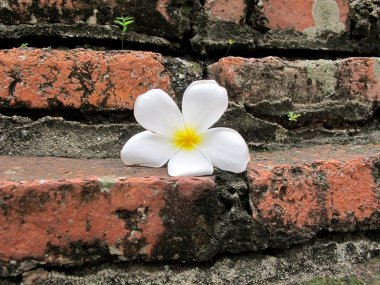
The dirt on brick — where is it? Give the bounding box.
[5,233,380,285]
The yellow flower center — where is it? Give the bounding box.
[173,126,202,151]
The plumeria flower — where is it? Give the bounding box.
[121,80,250,177]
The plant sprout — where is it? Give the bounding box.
[225,39,235,56]
[113,16,134,50]
[288,111,301,122]
[20,43,28,48]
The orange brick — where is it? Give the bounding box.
[0,175,215,263]
[0,145,379,274]
[248,149,380,234]
[320,158,379,228]
[249,165,324,229]
[0,49,173,110]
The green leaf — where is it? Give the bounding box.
[287,111,301,121]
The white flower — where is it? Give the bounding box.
[120,80,250,177]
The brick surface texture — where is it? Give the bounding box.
[0,177,214,261]
[208,56,380,105]
[261,0,350,33]
[0,50,379,111]
[0,145,379,274]
[1,0,379,54]
[205,0,246,23]
[249,156,380,238]
[0,49,173,110]
[0,0,379,280]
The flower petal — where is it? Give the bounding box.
[199,128,250,173]
[121,131,175,167]
[134,89,184,137]
[182,80,228,133]
[168,148,213,177]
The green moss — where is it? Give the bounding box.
[99,177,117,193]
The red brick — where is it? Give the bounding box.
[205,0,246,24]
[321,158,379,226]
[0,157,215,263]
[337,58,380,102]
[208,56,380,105]
[208,56,327,104]
[248,145,380,234]
[0,49,173,110]
[261,0,349,33]
[0,144,379,272]
[249,165,324,228]
[261,0,315,32]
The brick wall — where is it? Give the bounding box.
[0,1,380,283]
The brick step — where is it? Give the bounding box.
[1,49,379,112]
[12,235,380,285]
[0,144,379,277]
[1,1,379,55]
[1,49,379,158]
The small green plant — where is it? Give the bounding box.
[113,16,134,50]
[225,39,235,56]
[20,43,28,48]
[288,111,301,122]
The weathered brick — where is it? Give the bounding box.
[337,57,380,102]
[192,0,379,55]
[248,147,380,244]
[249,165,326,230]
[207,56,378,125]
[0,144,379,276]
[204,0,246,24]
[0,0,192,40]
[321,158,379,230]
[0,49,173,110]
[208,56,380,105]
[1,1,379,55]
[261,0,350,34]
[0,157,216,271]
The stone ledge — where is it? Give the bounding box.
[0,144,379,276]
[15,234,380,285]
